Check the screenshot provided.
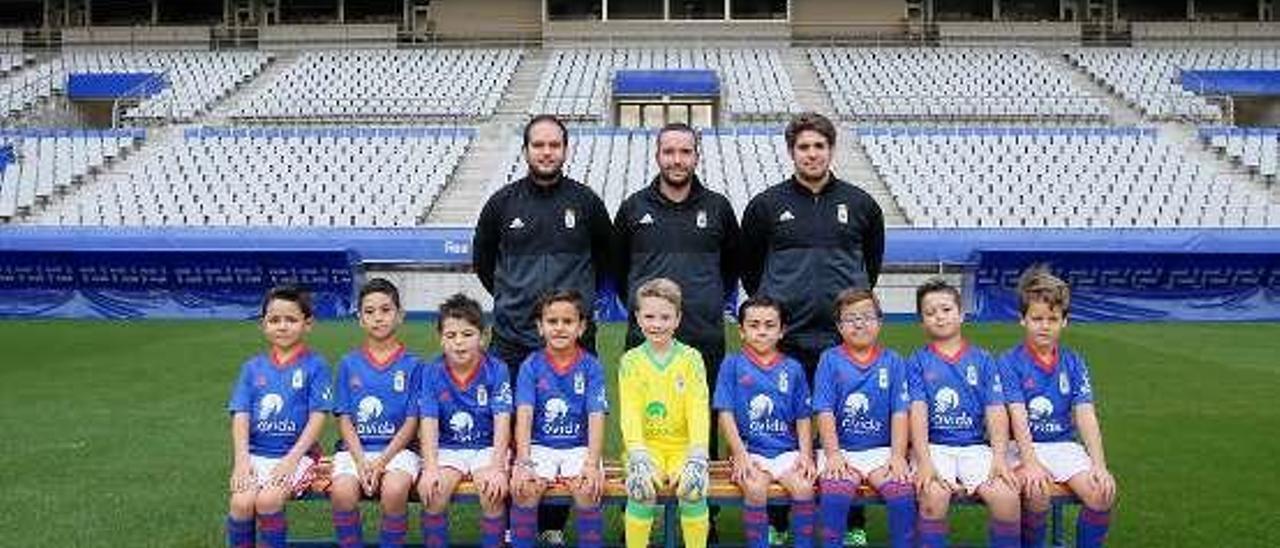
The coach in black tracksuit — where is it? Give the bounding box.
[613,122,741,454]
[472,115,612,375]
[742,114,884,538]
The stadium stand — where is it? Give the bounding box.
[859,126,1279,228]
[808,47,1109,121]
[0,49,270,121]
[1067,47,1280,121]
[30,127,473,227]
[227,49,522,120]
[1202,126,1280,179]
[532,47,800,120]
[0,128,144,219]
[488,126,793,217]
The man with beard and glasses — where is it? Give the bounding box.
[741,112,885,546]
[612,123,740,542]
[472,114,612,545]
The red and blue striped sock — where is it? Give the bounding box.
[792,498,817,548]
[1076,508,1111,548]
[918,516,949,548]
[331,509,362,548]
[481,513,506,547]
[509,504,538,548]
[744,503,769,548]
[575,504,604,547]
[818,479,857,548]
[379,512,407,547]
[257,511,288,548]
[225,515,254,548]
[988,517,1020,548]
[419,510,448,547]
[880,481,918,548]
[1022,508,1048,548]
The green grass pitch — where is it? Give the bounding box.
[1,320,1278,547]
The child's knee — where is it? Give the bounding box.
[480,493,507,516]
[1022,489,1051,512]
[919,483,951,517]
[1078,486,1113,512]
[380,477,412,508]
[254,489,288,514]
[229,492,256,518]
[741,478,769,505]
[782,476,814,500]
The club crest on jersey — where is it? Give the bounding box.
[477,385,489,406]
[837,203,848,224]
[638,213,654,225]
[508,217,525,230]
[675,374,686,393]
[965,365,978,386]
[255,374,267,388]
[564,208,576,229]
[349,375,363,390]
[574,371,585,395]
[292,369,304,390]
[778,210,795,222]
[878,367,889,389]
[696,210,707,228]
[778,371,789,394]
[393,371,405,393]
[1059,372,1071,395]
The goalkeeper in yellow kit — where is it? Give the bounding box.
[619,277,712,548]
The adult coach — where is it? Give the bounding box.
[472,114,612,545]
[740,112,884,544]
[472,113,612,377]
[613,123,740,499]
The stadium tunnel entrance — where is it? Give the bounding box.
[612,69,721,127]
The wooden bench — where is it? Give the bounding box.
[289,458,1079,547]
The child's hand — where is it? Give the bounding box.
[730,453,754,485]
[914,459,939,494]
[511,459,540,499]
[229,462,256,493]
[821,451,854,481]
[420,460,441,503]
[1020,457,1054,499]
[990,457,1018,491]
[474,465,508,502]
[360,455,385,496]
[887,454,911,485]
[676,450,709,503]
[268,457,298,491]
[625,450,659,502]
[794,452,817,483]
[1087,464,1116,507]
[577,461,603,504]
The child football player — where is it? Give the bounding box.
[418,293,513,547]
[908,278,1020,548]
[509,290,608,548]
[1001,266,1115,547]
[618,278,711,548]
[226,285,332,548]
[329,279,422,548]
[714,296,817,548]
[812,289,916,548]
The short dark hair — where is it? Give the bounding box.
[1017,264,1071,317]
[915,277,961,317]
[438,293,485,331]
[535,289,590,322]
[785,112,836,150]
[833,288,882,321]
[358,278,401,310]
[656,122,700,153]
[737,295,786,325]
[522,114,568,149]
[260,284,314,319]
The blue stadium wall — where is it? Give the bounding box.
[1,227,1279,322]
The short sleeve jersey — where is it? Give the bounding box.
[712,351,811,458]
[514,349,609,449]
[227,348,333,458]
[1000,343,1095,443]
[907,342,1004,446]
[333,345,422,451]
[812,345,911,451]
[419,353,514,449]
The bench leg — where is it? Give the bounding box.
[663,501,679,548]
[1051,501,1066,548]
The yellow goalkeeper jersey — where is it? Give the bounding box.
[618,340,711,454]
